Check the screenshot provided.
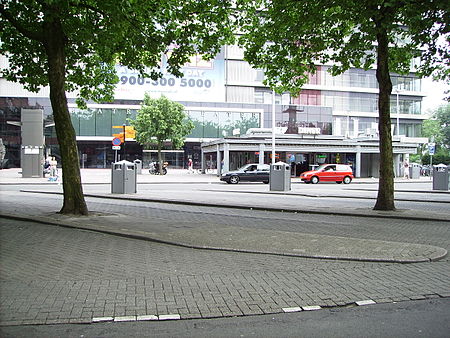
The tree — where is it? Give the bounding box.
[238,0,449,210]
[130,94,194,174]
[0,0,235,215]
[435,104,450,148]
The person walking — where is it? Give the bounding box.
[188,158,193,173]
[49,156,58,180]
[403,160,410,179]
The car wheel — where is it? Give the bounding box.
[343,176,352,184]
[263,180,269,184]
[311,176,319,184]
[229,175,240,184]
[336,181,342,184]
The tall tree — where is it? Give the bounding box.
[130,94,194,174]
[0,0,234,215]
[238,0,449,210]
[434,104,450,148]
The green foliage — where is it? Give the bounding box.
[238,0,449,95]
[0,0,236,105]
[422,148,450,165]
[434,104,450,148]
[422,104,450,150]
[130,94,194,149]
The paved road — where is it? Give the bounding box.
[1,183,449,326]
[2,299,449,338]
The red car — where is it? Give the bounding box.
[300,164,354,184]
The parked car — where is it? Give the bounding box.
[220,163,270,184]
[300,164,354,184]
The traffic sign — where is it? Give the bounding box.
[112,137,122,146]
[428,143,436,156]
[112,145,121,150]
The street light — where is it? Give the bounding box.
[272,89,276,164]
[394,86,402,137]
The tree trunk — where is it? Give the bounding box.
[373,28,396,211]
[43,16,89,215]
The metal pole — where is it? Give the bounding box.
[272,89,276,164]
[430,155,433,180]
[396,89,400,137]
[123,123,126,161]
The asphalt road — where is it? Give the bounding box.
[2,298,449,338]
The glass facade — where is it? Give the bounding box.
[70,108,138,136]
[390,96,422,115]
[187,111,260,138]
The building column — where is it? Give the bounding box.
[223,143,230,172]
[394,153,401,177]
[200,149,206,174]
[355,145,361,178]
[335,117,342,136]
[216,145,221,176]
[259,143,265,164]
[353,118,359,138]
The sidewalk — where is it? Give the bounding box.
[1,168,448,263]
[1,168,449,326]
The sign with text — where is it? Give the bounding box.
[112,126,135,140]
[114,51,225,102]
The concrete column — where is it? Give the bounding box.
[335,117,342,136]
[200,149,206,174]
[394,154,401,177]
[355,145,361,178]
[223,143,230,172]
[259,143,265,164]
[353,118,359,138]
[216,145,221,176]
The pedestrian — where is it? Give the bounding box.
[50,156,58,180]
[403,160,409,179]
[43,156,51,176]
[188,158,193,173]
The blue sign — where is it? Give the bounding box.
[428,143,435,156]
[112,137,122,146]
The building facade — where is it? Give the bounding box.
[0,45,427,176]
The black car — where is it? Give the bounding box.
[220,163,270,184]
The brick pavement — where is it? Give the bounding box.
[0,170,449,326]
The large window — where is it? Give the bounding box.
[391,75,421,92]
[323,91,378,113]
[320,67,378,89]
[390,96,422,115]
[227,60,264,84]
[70,108,138,136]
[186,110,260,138]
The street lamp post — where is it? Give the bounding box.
[394,87,400,137]
[272,89,276,164]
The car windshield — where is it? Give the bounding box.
[240,164,257,171]
[316,164,329,171]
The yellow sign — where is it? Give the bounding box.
[112,126,135,139]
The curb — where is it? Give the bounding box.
[19,190,450,222]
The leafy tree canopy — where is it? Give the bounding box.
[130,94,194,149]
[238,0,449,94]
[423,104,450,149]
[0,0,236,106]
